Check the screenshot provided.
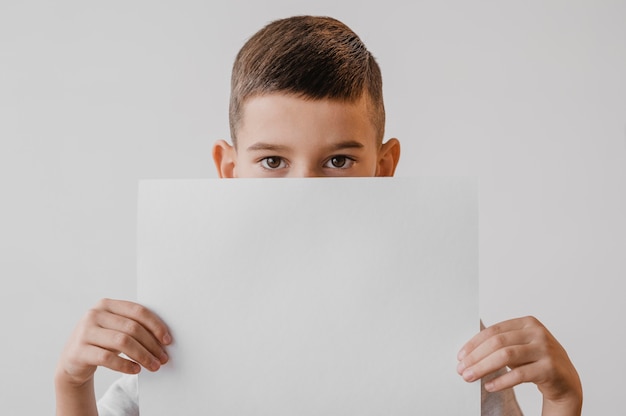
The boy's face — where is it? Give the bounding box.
[213,93,400,178]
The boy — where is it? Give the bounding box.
[55,15,583,416]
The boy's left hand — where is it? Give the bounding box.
[457,316,583,415]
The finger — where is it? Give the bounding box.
[86,327,165,372]
[460,343,541,382]
[96,298,172,345]
[483,362,538,392]
[78,344,142,375]
[458,327,531,372]
[91,309,169,365]
[458,316,539,360]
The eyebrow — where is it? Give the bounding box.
[246,140,365,152]
[246,142,290,152]
[328,140,365,151]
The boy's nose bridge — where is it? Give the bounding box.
[290,164,323,178]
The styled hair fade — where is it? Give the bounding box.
[229,15,385,146]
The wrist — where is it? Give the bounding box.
[55,368,98,416]
[54,364,93,390]
[541,392,583,416]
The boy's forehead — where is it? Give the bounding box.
[237,93,378,148]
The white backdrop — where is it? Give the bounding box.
[1,1,625,414]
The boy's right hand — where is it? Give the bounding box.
[56,298,172,387]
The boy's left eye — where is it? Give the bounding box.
[324,156,355,169]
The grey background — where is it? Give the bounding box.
[1,1,625,414]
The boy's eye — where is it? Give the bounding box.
[324,155,355,169]
[260,156,287,170]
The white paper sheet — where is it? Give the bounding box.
[137,177,479,415]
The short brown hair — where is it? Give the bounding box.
[229,15,385,146]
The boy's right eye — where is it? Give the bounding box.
[260,156,287,170]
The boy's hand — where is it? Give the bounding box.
[56,298,172,387]
[457,316,583,415]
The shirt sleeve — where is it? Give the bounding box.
[97,374,140,416]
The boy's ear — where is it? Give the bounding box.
[212,140,237,178]
[376,138,401,177]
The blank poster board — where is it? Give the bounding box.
[137,177,479,415]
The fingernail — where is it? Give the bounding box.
[457,349,467,360]
[159,350,169,363]
[485,381,494,391]
[456,361,466,374]
[151,358,161,371]
[163,333,172,344]
[462,369,475,382]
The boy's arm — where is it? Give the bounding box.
[55,376,98,416]
[457,316,583,416]
[55,298,171,416]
